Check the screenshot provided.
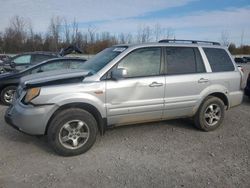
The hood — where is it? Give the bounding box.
[21,69,91,89]
[0,71,17,79]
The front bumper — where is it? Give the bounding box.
[4,101,57,135]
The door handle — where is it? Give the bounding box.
[149,82,163,87]
[198,78,209,83]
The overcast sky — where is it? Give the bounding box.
[0,0,250,45]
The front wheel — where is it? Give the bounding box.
[48,108,98,156]
[0,86,17,105]
[194,96,225,131]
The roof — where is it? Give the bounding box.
[15,51,59,56]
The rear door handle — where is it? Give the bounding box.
[198,78,209,83]
[149,82,163,87]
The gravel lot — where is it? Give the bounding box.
[0,64,250,188]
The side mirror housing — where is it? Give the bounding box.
[111,68,127,80]
[10,62,16,68]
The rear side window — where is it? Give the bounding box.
[165,47,205,75]
[203,48,234,72]
[31,61,67,74]
[33,54,54,63]
[69,60,86,69]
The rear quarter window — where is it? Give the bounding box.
[203,48,234,72]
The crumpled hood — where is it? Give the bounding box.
[0,71,17,78]
[20,69,91,88]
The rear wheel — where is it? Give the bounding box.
[0,86,17,105]
[194,96,225,131]
[48,108,98,156]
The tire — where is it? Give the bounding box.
[0,86,17,105]
[48,108,98,156]
[194,96,225,131]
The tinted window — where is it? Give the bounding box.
[166,47,205,75]
[117,47,161,78]
[33,54,55,62]
[80,47,127,74]
[31,61,66,73]
[69,60,85,69]
[13,55,31,64]
[203,48,234,72]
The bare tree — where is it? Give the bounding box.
[164,28,175,40]
[137,24,152,43]
[87,25,97,44]
[63,18,70,45]
[240,29,245,47]
[71,18,79,44]
[118,33,133,44]
[48,16,62,50]
[3,15,28,52]
[154,23,164,42]
[220,30,230,46]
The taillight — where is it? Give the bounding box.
[237,65,244,73]
[241,67,244,73]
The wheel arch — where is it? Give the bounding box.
[208,92,229,109]
[45,102,107,136]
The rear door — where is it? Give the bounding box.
[105,47,165,125]
[163,47,209,119]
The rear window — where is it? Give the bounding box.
[203,48,234,72]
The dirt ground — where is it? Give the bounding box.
[0,64,249,188]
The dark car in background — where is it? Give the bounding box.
[0,45,83,74]
[245,72,250,98]
[0,54,10,62]
[234,57,248,64]
[0,57,86,105]
[243,56,250,62]
[0,52,59,73]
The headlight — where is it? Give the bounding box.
[24,87,41,103]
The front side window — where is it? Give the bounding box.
[166,47,205,75]
[117,47,161,78]
[203,48,234,72]
[13,55,31,64]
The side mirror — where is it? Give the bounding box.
[111,68,127,80]
[37,69,44,73]
[10,62,16,68]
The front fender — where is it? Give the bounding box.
[47,93,106,118]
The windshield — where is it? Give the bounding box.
[80,46,127,74]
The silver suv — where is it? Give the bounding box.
[5,40,244,156]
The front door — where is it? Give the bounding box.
[105,47,165,126]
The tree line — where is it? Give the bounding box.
[0,16,175,54]
[0,16,249,55]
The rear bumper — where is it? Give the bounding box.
[228,91,244,108]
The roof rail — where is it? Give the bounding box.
[158,39,221,46]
